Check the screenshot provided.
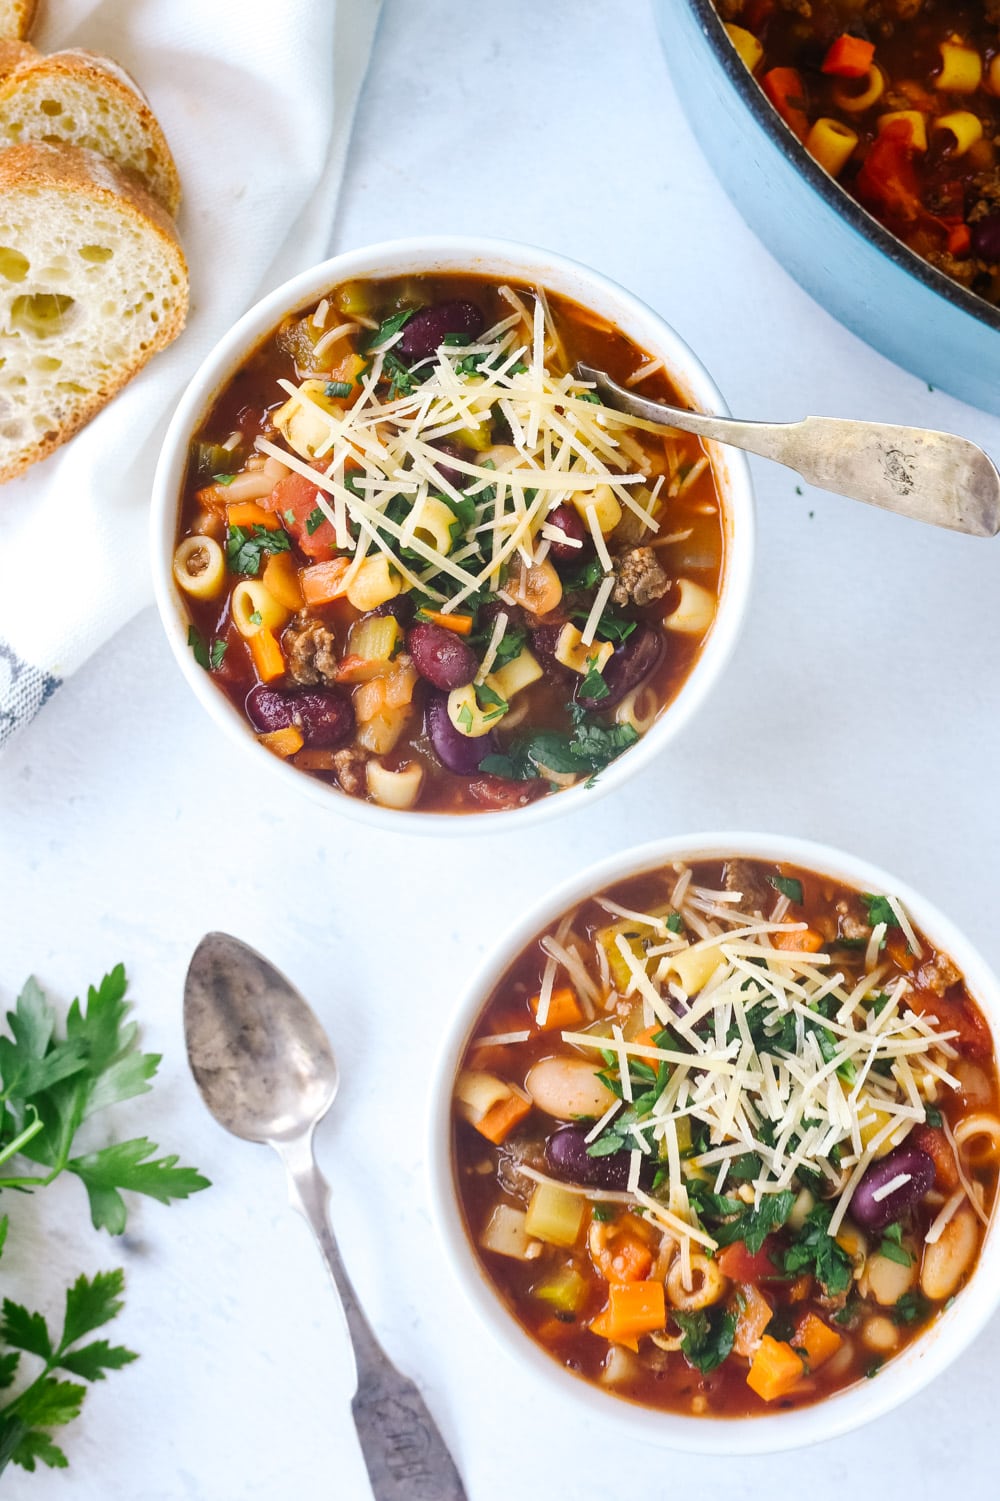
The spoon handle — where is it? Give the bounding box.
[577,363,1000,538]
[281,1135,468,1501]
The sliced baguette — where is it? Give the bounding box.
[0,39,35,78]
[0,48,180,213]
[0,140,188,483]
[0,0,35,41]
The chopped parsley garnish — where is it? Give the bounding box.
[212,472,236,486]
[925,1106,943,1128]
[569,606,636,645]
[561,556,604,592]
[878,1223,913,1267]
[383,351,418,398]
[578,656,609,702]
[779,1204,853,1294]
[188,627,227,673]
[443,332,472,346]
[324,380,353,399]
[769,874,803,904]
[476,683,508,723]
[305,506,326,535]
[674,1308,737,1375]
[576,390,601,404]
[226,524,291,577]
[892,1291,929,1326]
[712,1189,796,1254]
[666,912,683,934]
[248,611,263,627]
[863,894,901,930]
[478,709,639,788]
[361,307,415,353]
[591,1204,615,1222]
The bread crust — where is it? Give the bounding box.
[0,47,181,213]
[0,0,36,42]
[0,140,188,483]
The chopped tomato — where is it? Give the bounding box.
[908,988,992,1058]
[264,470,338,560]
[716,1238,780,1283]
[466,776,547,810]
[855,119,921,224]
[821,35,876,79]
[910,1124,960,1192]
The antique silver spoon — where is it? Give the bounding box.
[184,932,467,1501]
[576,362,1000,537]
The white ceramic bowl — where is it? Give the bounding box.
[150,237,754,833]
[428,832,1000,1452]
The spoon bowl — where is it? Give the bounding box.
[184,931,338,1144]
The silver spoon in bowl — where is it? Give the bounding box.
[184,932,467,1501]
[576,362,1000,537]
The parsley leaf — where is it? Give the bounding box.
[187,625,210,671]
[925,1106,943,1128]
[779,1204,853,1294]
[209,639,228,670]
[877,1223,913,1267]
[305,507,326,536]
[863,894,900,930]
[324,381,352,399]
[361,307,415,353]
[892,1290,929,1327]
[711,1189,796,1254]
[578,656,610,702]
[226,524,291,577]
[674,1308,737,1374]
[769,874,803,904]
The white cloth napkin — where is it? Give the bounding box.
[0,0,382,749]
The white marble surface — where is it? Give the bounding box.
[2,1,999,1496]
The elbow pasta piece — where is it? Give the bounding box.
[615,683,659,736]
[666,1252,728,1311]
[664,578,715,635]
[806,117,859,177]
[173,535,226,600]
[406,495,457,557]
[447,683,507,737]
[345,553,402,611]
[952,1111,1000,1163]
[366,759,424,809]
[832,64,885,112]
[230,580,290,638]
[933,110,984,155]
[936,41,982,94]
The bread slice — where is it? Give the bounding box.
[0,38,35,77]
[0,48,180,213]
[0,0,35,41]
[0,140,188,482]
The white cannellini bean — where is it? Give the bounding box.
[862,1250,918,1307]
[862,1316,900,1353]
[525,1057,617,1120]
[921,1203,979,1302]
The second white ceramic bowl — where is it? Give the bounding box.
[428,832,1000,1452]
[151,237,754,834]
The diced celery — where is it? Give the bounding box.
[455,423,493,452]
[524,1183,585,1248]
[192,439,243,482]
[350,614,399,663]
[532,1267,588,1316]
[597,924,646,993]
[334,279,375,318]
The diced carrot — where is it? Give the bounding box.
[535,1315,576,1343]
[590,1218,654,1284]
[631,1024,664,1057]
[258,724,303,758]
[772,927,824,953]
[762,67,809,141]
[821,34,876,78]
[324,351,368,408]
[591,1281,665,1347]
[476,1088,532,1146]
[589,1307,638,1352]
[300,557,351,605]
[195,483,232,516]
[732,1283,773,1357]
[530,985,584,1031]
[788,1274,812,1303]
[416,608,474,635]
[746,1335,805,1401]
[249,627,286,683]
[794,1312,842,1371]
[716,1239,779,1283]
[910,1124,960,1191]
[262,549,304,610]
[227,500,281,530]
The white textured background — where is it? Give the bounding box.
[2,1,999,1497]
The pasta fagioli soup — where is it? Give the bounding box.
[450,856,998,1416]
[172,273,725,814]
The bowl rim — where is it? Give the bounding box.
[427,831,1000,1453]
[688,0,1000,336]
[150,235,755,836]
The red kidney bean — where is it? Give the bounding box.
[246,684,353,748]
[424,692,498,773]
[545,1123,656,1191]
[430,439,476,490]
[972,212,1000,261]
[372,595,415,624]
[850,1144,936,1233]
[529,622,573,679]
[575,622,664,710]
[398,301,484,362]
[408,623,478,690]
[546,504,589,563]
